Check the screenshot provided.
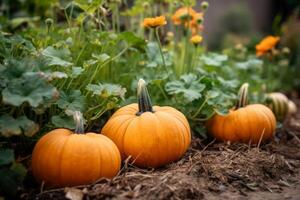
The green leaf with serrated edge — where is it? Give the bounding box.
[118,31,146,49]
[165,74,205,102]
[2,74,56,107]
[51,115,75,129]
[56,90,86,112]
[200,53,228,67]
[42,46,73,66]
[86,83,126,99]
[70,67,84,78]
[0,115,39,137]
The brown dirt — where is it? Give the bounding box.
[21,100,300,200]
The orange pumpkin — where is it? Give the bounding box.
[206,83,276,144]
[31,111,121,187]
[101,79,191,168]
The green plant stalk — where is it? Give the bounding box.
[83,46,130,89]
[155,28,167,73]
[191,97,207,119]
[156,82,168,100]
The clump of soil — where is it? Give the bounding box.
[21,100,300,200]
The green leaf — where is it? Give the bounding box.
[118,32,146,49]
[51,115,75,129]
[2,73,56,107]
[70,66,84,78]
[42,46,73,67]
[92,53,110,62]
[86,83,126,99]
[56,90,86,112]
[165,74,205,102]
[0,115,39,137]
[235,58,263,70]
[200,53,228,67]
[0,149,14,166]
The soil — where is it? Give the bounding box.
[20,100,300,200]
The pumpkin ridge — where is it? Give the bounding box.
[57,135,71,186]
[90,136,103,179]
[231,113,241,142]
[244,107,253,143]
[255,107,272,140]
[160,108,191,138]
[260,106,276,134]
[122,117,140,161]
[155,112,185,162]
[251,107,266,143]
[32,132,55,183]
[38,129,72,184]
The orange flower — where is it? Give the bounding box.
[190,35,203,45]
[192,12,204,25]
[256,36,280,56]
[143,16,167,28]
[172,7,197,25]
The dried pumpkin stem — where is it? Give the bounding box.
[73,111,85,134]
[136,79,154,115]
[236,83,249,109]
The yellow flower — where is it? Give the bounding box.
[190,35,203,45]
[256,36,280,56]
[143,16,167,28]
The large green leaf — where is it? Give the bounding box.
[200,53,228,67]
[51,115,75,129]
[56,90,86,112]
[118,31,146,50]
[0,115,39,137]
[165,74,205,102]
[2,73,56,107]
[42,46,73,67]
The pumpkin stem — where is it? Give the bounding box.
[136,79,154,116]
[73,111,85,134]
[236,83,249,109]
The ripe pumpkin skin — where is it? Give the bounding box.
[31,113,121,187]
[101,80,191,168]
[206,104,276,144]
[206,83,276,144]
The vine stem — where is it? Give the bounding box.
[82,45,129,90]
[191,98,208,119]
[155,28,167,73]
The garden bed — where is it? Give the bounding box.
[21,99,300,200]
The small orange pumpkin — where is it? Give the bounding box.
[101,79,191,168]
[31,111,121,187]
[206,83,276,144]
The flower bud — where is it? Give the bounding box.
[201,1,209,10]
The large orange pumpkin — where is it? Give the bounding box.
[206,83,276,144]
[31,111,121,187]
[101,79,191,168]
